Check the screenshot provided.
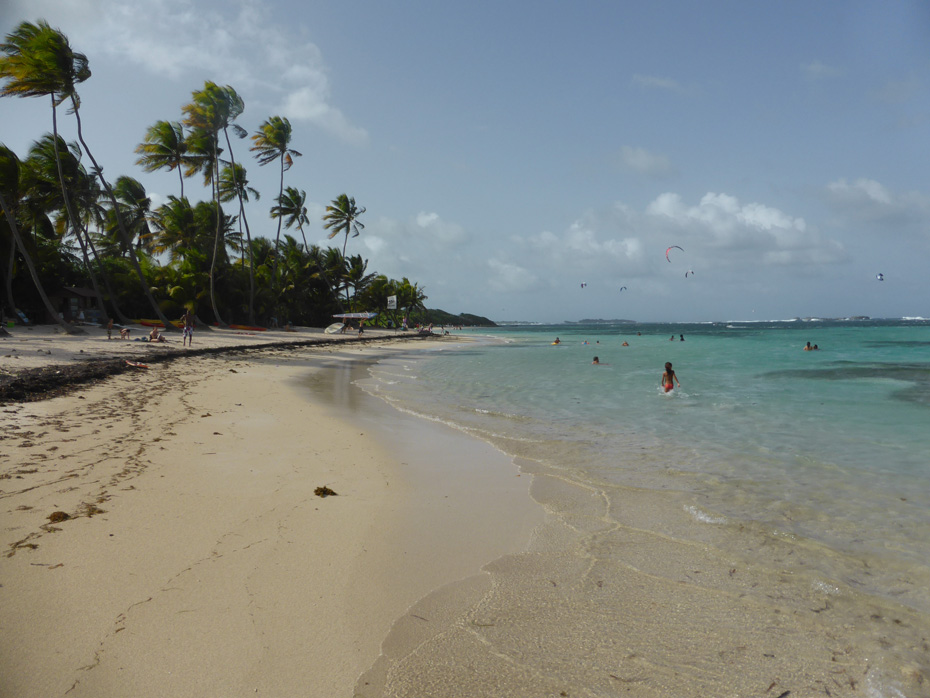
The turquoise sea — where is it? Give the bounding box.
[356,318,930,696]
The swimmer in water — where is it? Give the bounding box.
[661,362,680,393]
[592,356,600,364]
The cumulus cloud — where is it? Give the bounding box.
[827,178,892,205]
[646,192,841,264]
[619,145,676,178]
[487,259,538,293]
[356,211,468,282]
[825,178,930,233]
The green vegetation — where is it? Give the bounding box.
[0,19,456,330]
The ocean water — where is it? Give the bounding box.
[356,319,930,696]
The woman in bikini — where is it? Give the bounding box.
[661,362,680,393]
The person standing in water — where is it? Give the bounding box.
[661,362,681,393]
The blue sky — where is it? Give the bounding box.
[2,0,928,322]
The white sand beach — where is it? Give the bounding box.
[0,325,542,697]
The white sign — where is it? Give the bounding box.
[387,295,397,310]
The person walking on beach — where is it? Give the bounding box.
[661,361,680,393]
[107,318,113,340]
[181,309,194,347]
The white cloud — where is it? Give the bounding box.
[619,145,676,178]
[825,178,930,234]
[828,178,892,205]
[487,259,538,293]
[646,192,838,264]
[4,0,367,145]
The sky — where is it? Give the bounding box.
[2,0,929,323]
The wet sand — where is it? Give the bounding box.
[0,329,542,697]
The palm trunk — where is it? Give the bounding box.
[238,198,256,324]
[222,129,255,325]
[71,103,178,332]
[270,155,285,293]
[83,227,132,324]
[208,134,226,327]
[4,235,18,318]
[0,189,83,334]
[71,222,108,320]
[49,96,108,322]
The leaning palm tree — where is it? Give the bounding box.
[0,143,79,333]
[323,193,366,260]
[21,134,110,322]
[134,120,191,198]
[250,115,300,288]
[271,186,310,252]
[1,20,174,330]
[182,81,246,326]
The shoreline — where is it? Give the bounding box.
[0,323,434,403]
[0,330,541,697]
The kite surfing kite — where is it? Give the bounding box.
[665,245,683,262]
[619,286,627,292]
[876,273,884,281]
[580,282,588,288]
[685,270,694,278]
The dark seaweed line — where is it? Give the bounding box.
[0,333,425,405]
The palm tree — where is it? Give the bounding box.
[323,193,366,258]
[21,133,118,323]
[183,81,246,326]
[250,116,300,288]
[106,176,152,255]
[344,254,376,309]
[1,20,174,330]
[271,186,310,252]
[0,22,104,316]
[0,143,79,333]
[218,162,258,322]
[135,120,190,197]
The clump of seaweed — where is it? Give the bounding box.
[48,511,71,523]
[77,503,105,517]
[314,486,337,498]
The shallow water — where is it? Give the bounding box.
[356,319,930,697]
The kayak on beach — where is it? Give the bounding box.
[135,319,182,328]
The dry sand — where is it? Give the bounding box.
[0,325,542,697]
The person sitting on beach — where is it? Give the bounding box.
[120,327,130,339]
[149,327,166,343]
[661,361,681,393]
